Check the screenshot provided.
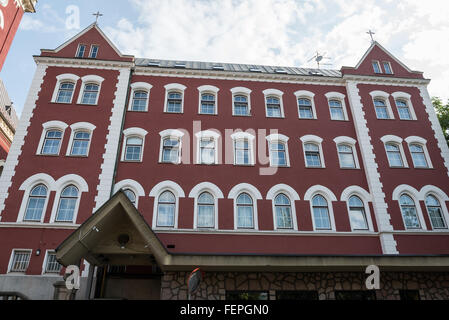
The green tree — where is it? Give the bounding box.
[432,97,449,147]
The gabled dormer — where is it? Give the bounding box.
[39,23,134,63]
[341,41,424,79]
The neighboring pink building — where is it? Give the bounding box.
[0,23,448,300]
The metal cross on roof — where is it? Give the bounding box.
[367,30,376,43]
[93,11,103,24]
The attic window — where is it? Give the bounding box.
[372,61,382,74]
[274,68,288,74]
[147,61,160,67]
[89,45,99,59]
[76,44,86,58]
[249,67,262,73]
[174,63,186,68]
[308,71,323,76]
[212,65,225,71]
[383,61,393,74]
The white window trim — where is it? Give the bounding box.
[195,130,221,165]
[228,183,263,231]
[404,136,433,169]
[41,250,61,275]
[75,44,86,58]
[304,185,337,232]
[164,83,186,113]
[76,75,105,105]
[198,85,219,115]
[159,129,185,164]
[370,90,395,120]
[128,82,153,112]
[340,186,374,232]
[392,185,427,230]
[325,92,349,121]
[65,122,96,157]
[294,90,317,119]
[231,87,252,116]
[372,60,382,74]
[189,182,224,230]
[49,174,89,224]
[266,184,300,231]
[88,44,99,59]
[333,136,360,169]
[382,61,394,74]
[381,135,409,168]
[7,249,32,274]
[121,127,149,162]
[51,74,80,103]
[300,135,326,168]
[263,89,285,118]
[36,121,69,156]
[230,132,256,166]
[149,180,185,230]
[266,133,290,167]
[392,92,417,120]
[114,179,146,208]
[420,185,449,230]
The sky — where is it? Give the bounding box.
[1,0,449,117]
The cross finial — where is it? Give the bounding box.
[93,11,103,24]
[367,30,376,43]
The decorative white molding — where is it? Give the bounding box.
[369,90,395,119]
[294,90,317,119]
[404,136,433,169]
[149,180,185,230]
[303,185,337,232]
[194,130,221,165]
[228,183,263,200]
[51,73,80,103]
[391,184,427,231]
[189,182,224,230]
[197,85,219,115]
[325,91,349,121]
[114,179,146,208]
[65,122,96,156]
[300,135,326,168]
[230,132,256,166]
[76,75,105,105]
[333,136,360,169]
[340,185,375,232]
[128,82,153,112]
[380,135,409,168]
[266,184,300,201]
[391,91,417,120]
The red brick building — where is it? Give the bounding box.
[0,23,448,300]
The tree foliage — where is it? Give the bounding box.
[432,97,449,146]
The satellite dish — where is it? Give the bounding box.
[187,268,202,298]
[307,51,332,69]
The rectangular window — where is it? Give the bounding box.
[235,140,250,165]
[45,252,62,273]
[10,250,31,273]
[76,44,86,58]
[372,61,382,73]
[89,45,99,58]
[383,61,393,74]
[199,139,215,164]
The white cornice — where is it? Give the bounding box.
[343,74,430,86]
[34,56,134,70]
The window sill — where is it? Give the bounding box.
[36,154,60,157]
[305,166,326,169]
[198,113,218,116]
[50,101,73,105]
[413,166,434,170]
[158,161,181,165]
[77,103,98,107]
[375,118,395,120]
[232,114,252,117]
[339,167,360,170]
[298,117,317,120]
[122,160,143,163]
[128,110,148,113]
[66,155,89,158]
[266,116,285,119]
[164,111,184,114]
[233,164,255,167]
[330,119,350,122]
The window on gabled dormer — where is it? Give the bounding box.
[76,44,86,58]
[372,61,382,74]
[382,61,393,74]
[89,45,99,59]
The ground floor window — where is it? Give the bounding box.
[226,291,269,300]
[334,290,376,300]
[276,290,319,300]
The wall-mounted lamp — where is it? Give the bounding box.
[35,249,41,256]
[117,234,130,250]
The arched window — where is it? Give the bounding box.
[233,95,249,116]
[200,93,216,115]
[385,143,404,167]
[167,91,183,113]
[304,143,322,167]
[337,144,356,168]
[312,195,331,230]
[409,144,428,168]
[41,130,63,155]
[123,189,136,206]
[236,193,254,229]
[197,192,215,228]
[24,184,48,222]
[274,193,293,229]
[131,91,149,112]
[162,138,180,163]
[298,98,313,119]
[348,196,368,230]
[374,99,389,119]
[157,191,176,227]
[270,142,288,167]
[70,131,91,156]
[266,96,281,118]
[55,185,79,222]
[426,195,447,229]
[81,83,99,105]
[56,82,75,103]
[400,194,421,229]
[124,136,143,161]
[396,99,412,120]
[329,100,345,120]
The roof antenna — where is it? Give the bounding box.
[92,11,103,25]
[367,30,376,43]
[307,51,332,69]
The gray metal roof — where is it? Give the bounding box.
[135,58,342,78]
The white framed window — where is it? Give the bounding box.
[231,132,255,166]
[231,87,252,116]
[334,137,360,169]
[121,127,148,163]
[75,44,86,58]
[382,61,393,74]
[76,75,105,105]
[300,135,325,168]
[164,83,186,113]
[128,82,152,112]
[392,185,428,231]
[372,60,382,73]
[228,183,262,231]
[189,182,224,230]
[370,91,394,120]
[391,92,417,120]
[295,90,316,119]
[42,251,62,274]
[381,135,408,168]
[304,185,337,232]
[66,122,96,157]
[23,184,48,222]
[195,130,220,165]
[150,181,185,230]
[266,184,300,231]
[159,129,184,164]
[54,185,79,223]
[123,189,136,205]
[8,250,32,273]
[198,85,219,115]
[325,92,348,121]
[88,45,99,58]
[425,194,448,229]
[266,134,290,167]
[399,193,421,229]
[405,137,432,169]
[340,185,374,232]
[263,89,284,118]
[114,179,146,209]
[37,121,68,156]
[51,74,80,103]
